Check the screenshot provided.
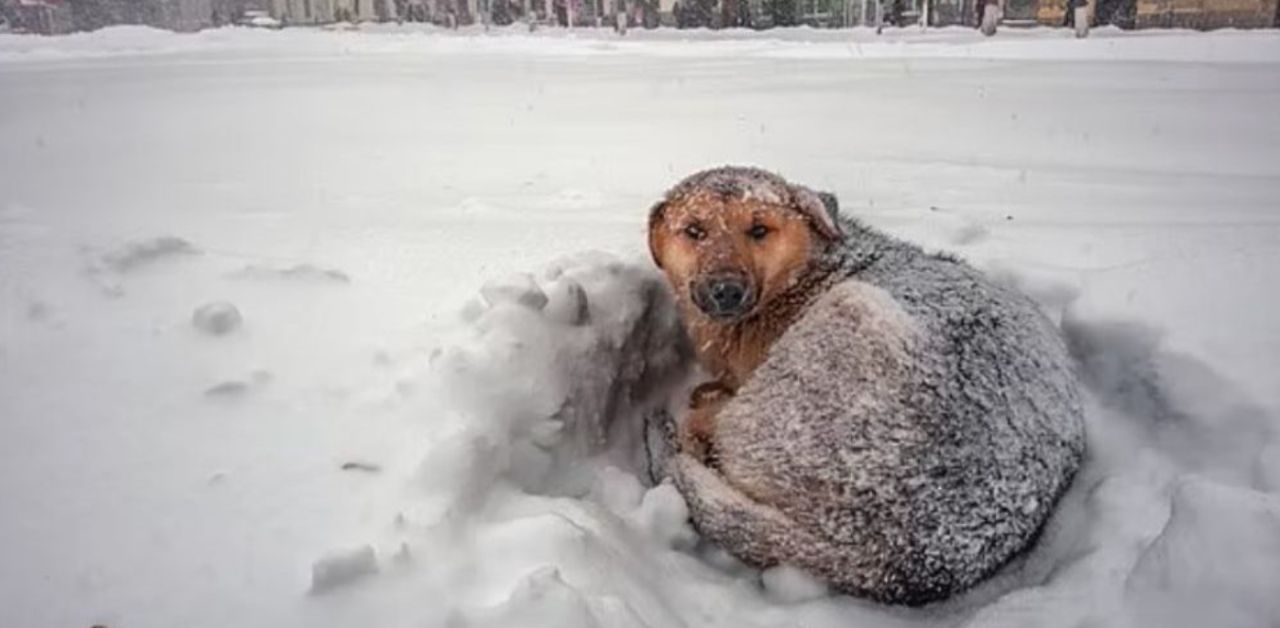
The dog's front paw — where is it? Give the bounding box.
[689,380,733,410]
[677,414,712,464]
[679,396,727,467]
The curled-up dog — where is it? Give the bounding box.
[647,166,1085,606]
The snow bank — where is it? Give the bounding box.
[408,253,690,509]
[2,23,1279,64]
[298,253,711,626]
[294,251,1280,628]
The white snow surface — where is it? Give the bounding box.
[2,23,1279,628]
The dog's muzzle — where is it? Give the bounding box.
[691,273,756,321]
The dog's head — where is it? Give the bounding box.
[648,167,843,323]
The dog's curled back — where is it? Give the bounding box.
[650,167,1085,606]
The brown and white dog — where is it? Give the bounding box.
[648,168,843,461]
[646,166,1084,605]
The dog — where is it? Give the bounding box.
[647,166,1085,606]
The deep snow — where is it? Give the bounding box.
[1,24,1278,628]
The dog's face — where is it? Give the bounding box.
[649,189,832,323]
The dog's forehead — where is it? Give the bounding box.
[666,191,798,222]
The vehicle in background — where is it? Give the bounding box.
[238,8,282,26]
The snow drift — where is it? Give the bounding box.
[304,251,1280,628]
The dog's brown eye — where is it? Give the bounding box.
[747,224,770,241]
[684,224,706,241]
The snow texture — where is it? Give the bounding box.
[229,263,352,284]
[100,236,201,273]
[1,24,1278,628]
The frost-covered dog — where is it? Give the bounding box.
[647,166,1085,606]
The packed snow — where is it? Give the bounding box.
[1,23,1279,628]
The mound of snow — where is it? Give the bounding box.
[310,253,1280,628]
[192,301,243,336]
[414,253,691,507]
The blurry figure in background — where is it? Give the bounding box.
[491,0,513,23]
[871,0,904,28]
[675,0,711,26]
[979,0,1000,34]
[1065,0,1090,37]
[615,0,627,33]
[446,1,458,27]
[721,0,747,26]
[642,0,658,26]
[888,0,904,24]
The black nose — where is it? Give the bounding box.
[693,275,754,319]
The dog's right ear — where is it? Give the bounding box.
[790,186,844,241]
[647,200,668,269]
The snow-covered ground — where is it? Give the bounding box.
[2,24,1279,628]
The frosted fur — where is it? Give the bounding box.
[657,166,842,241]
[663,168,1086,606]
[664,167,791,206]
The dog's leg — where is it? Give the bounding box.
[680,381,733,464]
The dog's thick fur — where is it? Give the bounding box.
[648,166,1085,606]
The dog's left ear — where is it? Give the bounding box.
[790,185,844,241]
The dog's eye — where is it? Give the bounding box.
[747,224,771,241]
[683,224,706,241]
